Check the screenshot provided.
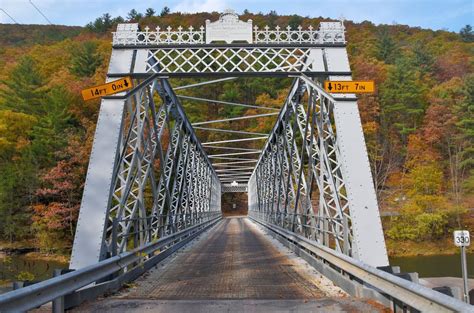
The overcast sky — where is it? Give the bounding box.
[0,0,472,32]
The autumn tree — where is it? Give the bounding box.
[388,135,450,241]
[33,135,89,252]
[422,75,473,207]
[0,56,75,243]
[0,111,37,242]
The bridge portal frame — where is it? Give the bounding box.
[71,12,388,270]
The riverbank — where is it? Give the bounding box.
[386,238,474,257]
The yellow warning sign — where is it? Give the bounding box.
[81,77,133,101]
[324,81,375,93]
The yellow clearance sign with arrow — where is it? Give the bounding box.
[324,81,375,94]
[81,77,133,101]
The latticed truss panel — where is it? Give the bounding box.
[104,77,221,257]
[248,77,352,256]
[146,47,312,75]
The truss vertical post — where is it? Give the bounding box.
[70,24,139,270]
[332,99,388,266]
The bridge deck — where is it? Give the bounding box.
[74,217,383,312]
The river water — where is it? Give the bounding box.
[390,253,474,278]
[0,254,68,293]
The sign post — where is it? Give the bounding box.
[454,230,470,303]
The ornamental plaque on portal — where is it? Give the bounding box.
[205,10,253,44]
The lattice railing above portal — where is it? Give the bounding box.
[112,10,345,46]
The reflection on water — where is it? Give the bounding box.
[390,253,474,278]
[0,254,68,283]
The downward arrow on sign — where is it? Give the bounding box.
[124,79,129,87]
[328,83,333,91]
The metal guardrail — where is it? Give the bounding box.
[250,216,473,313]
[0,216,221,312]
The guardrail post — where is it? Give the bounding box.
[52,268,75,312]
[52,269,65,313]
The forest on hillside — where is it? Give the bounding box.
[0,8,473,257]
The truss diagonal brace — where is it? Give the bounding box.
[192,113,279,126]
[178,95,279,111]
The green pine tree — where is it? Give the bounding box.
[29,86,74,164]
[145,8,156,17]
[460,25,474,42]
[69,42,102,78]
[380,57,427,141]
[375,27,399,64]
[0,56,48,115]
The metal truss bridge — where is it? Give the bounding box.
[0,10,471,313]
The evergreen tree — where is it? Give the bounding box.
[113,16,125,24]
[127,9,143,21]
[160,6,170,17]
[268,10,278,28]
[288,15,303,30]
[69,42,102,78]
[0,56,48,115]
[375,27,399,64]
[0,159,36,242]
[457,74,474,169]
[380,57,427,140]
[460,24,474,42]
[411,41,434,76]
[29,86,73,164]
[145,8,156,17]
[85,13,113,33]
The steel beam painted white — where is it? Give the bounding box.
[212,160,258,166]
[178,95,279,111]
[209,151,261,158]
[70,25,138,270]
[173,77,237,90]
[216,167,255,172]
[195,127,268,136]
[332,100,388,266]
[203,137,267,145]
[193,113,278,126]
[204,145,261,152]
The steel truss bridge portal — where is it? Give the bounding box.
[0,10,471,313]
